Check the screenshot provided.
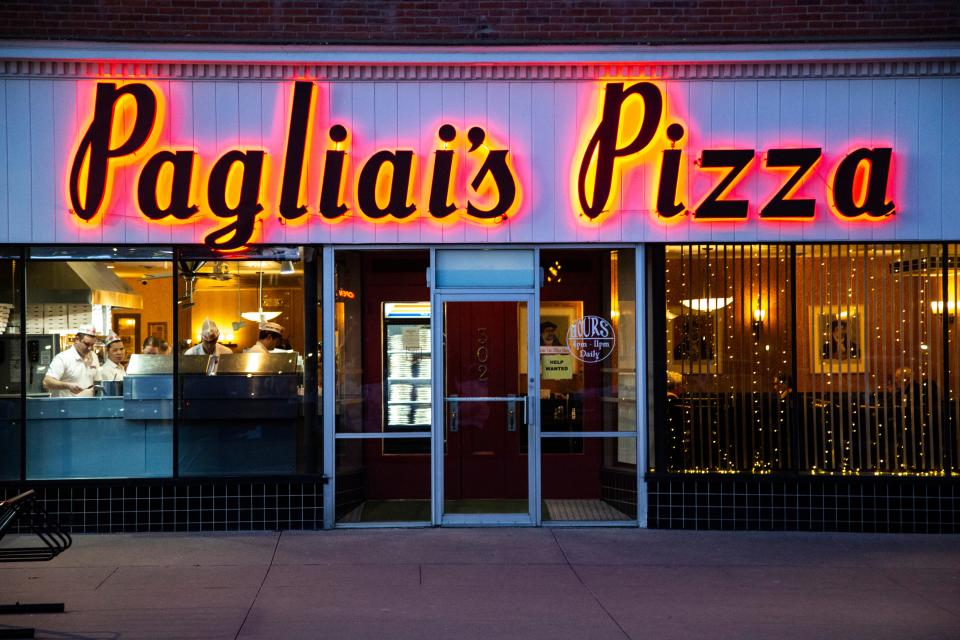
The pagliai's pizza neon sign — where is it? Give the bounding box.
[67,79,895,249]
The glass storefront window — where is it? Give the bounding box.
[542,436,637,522]
[334,250,431,523]
[662,245,793,474]
[660,243,953,477]
[335,438,431,523]
[948,245,960,475]
[25,251,173,479]
[0,257,20,480]
[176,254,308,476]
[796,244,946,475]
[540,248,637,522]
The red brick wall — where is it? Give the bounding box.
[1,1,957,45]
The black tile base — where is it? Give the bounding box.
[647,476,960,533]
[7,476,955,533]
[0,480,324,533]
[601,468,638,519]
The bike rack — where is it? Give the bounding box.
[0,490,72,639]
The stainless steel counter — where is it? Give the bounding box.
[179,352,301,420]
[22,352,302,479]
[27,396,126,419]
[25,396,172,479]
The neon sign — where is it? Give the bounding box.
[68,81,520,249]
[66,79,897,250]
[577,81,895,223]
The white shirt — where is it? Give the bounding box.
[100,358,125,381]
[245,341,269,353]
[46,345,101,397]
[184,342,233,356]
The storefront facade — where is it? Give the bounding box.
[0,41,958,531]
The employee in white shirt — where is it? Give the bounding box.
[184,318,233,355]
[246,321,284,353]
[43,325,101,397]
[100,332,126,381]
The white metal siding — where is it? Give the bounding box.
[0,75,957,245]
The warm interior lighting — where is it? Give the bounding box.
[199,327,236,343]
[240,310,282,322]
[545,260,563,284]
[931,300,957,314]
[384,302,430,318]
[680,297,733,312]
[240,266,281,324]
[751,298,766,341]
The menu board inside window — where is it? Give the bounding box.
[383,302,431,454]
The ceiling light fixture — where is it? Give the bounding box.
[679,297,733,312]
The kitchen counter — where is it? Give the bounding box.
[25,395,172,479]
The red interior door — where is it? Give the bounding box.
[444,301,528,508]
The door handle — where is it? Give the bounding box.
[449,406,458,433]
[506,395,527,433]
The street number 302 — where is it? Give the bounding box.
[476,327,488,381]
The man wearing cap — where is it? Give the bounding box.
[184,318,233,355]
[246,321,284,353]
[43,326,102,397]
[100,332,126,381]
[540,321,563,346]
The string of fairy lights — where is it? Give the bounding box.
[665,243,953,478]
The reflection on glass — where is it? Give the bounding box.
[334,251,363,434]
[25,258,173,479]
[177,258,306,476]
[335,438,431,523]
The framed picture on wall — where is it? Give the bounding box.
[539,301,582,354]
[147,321,167,342]
[666,309,723,374]
[538,301,582,385]
[113,314,141,355]
[811,306,864,373]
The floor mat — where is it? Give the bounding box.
[544,499,631,521]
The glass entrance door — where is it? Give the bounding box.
[436,296,535,524]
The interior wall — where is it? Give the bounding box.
[115,277,173,353]
[187,286,304,353]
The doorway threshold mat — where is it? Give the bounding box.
[544,499,631,521]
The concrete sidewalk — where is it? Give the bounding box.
[0,528,958,639]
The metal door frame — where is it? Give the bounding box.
[432,290,539,526]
